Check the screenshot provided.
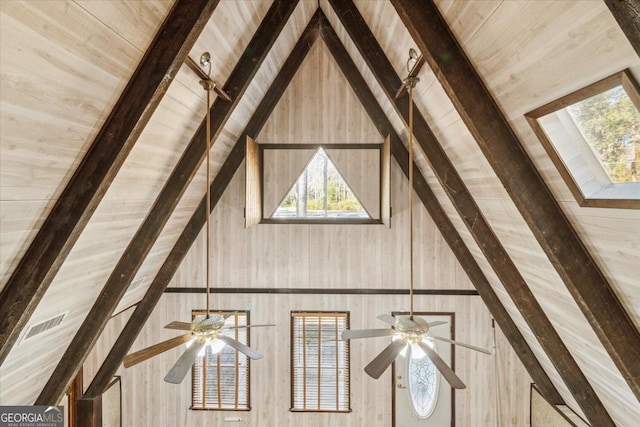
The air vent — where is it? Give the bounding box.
[24,313,66,340]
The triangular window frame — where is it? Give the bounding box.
[271,147,371,220]
[247,141,391,226]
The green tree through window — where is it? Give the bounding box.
[274,148,369,218]
[567,85,639,183]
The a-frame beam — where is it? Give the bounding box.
[329,1,614,424]
[316,12,562,406]
[0,0,218,366]
[604,0,640,58]
[391,0,640,402]
[82,10,321,400]
[35,0,301,405]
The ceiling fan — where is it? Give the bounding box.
[123,52,270,384]
[341,49,491,390]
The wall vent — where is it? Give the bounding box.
[24,313,66,341]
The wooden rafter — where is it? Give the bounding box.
[604,0,640,58]
[35,0,302,405]
[317,12,562,406]
[329,1,614,424]
[0,0,219,366]
[391,0,640,405]
[81,9,321,400]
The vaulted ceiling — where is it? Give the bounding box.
[1,1,638,425]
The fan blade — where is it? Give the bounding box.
[223,311,236,319]
[416,341,466,389]
[376,314,396,326]
[164,340,206,384]
[123,334,192,368]
[430,335,492,355]
[364,340,406,379]
[217,335,264,360]
[221,323,276,330]
[342,329,395,340]
[427,320,447,328]
[164,321,191,331]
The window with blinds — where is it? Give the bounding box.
[191,310,250,411]
[290,311,350,412]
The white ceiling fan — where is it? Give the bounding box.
[341,49,490,389]
[123,52,271,384]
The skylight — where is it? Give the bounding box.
[272,148,370,219]
[525,70,640,209]
[566,85,639,183]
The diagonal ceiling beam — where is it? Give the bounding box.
[0,0,218,366]
[35,0,301,405]
[329,1,614,424]
[604,0,640,58]
[81,9,321,400]
[391,0,640,403]
[316,12,562,406]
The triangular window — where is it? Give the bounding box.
[272,148,370,219]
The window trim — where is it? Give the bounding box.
[525,69,640,209]
[190,310,251,412]
[250,142,389,225]
[289,311,351,413]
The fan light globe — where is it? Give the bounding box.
[209,338,226,354]
[410,342,426,360]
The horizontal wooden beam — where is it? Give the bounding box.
[164,287,479,295]
[318,10,563,406]
[36,0,302,405]
[392,0,640,407]
[82,8,320,400]
[0,0,218,366]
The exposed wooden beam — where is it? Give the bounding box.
[317,12,563,406]
[391,0,640,405]
[81,9,321,400]
[604,0,640,58]
[184,56,232,101]
[164,287,479,295]
[329,1,615,423]
[35,0,302,405]
[0,0,218,366]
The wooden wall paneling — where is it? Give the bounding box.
[0,200,164,405]
[433,0,503,47]
[245,136,262,228]
[381,136,391,226]
[87,291,525,426]
[440,0,640,327]
[0,0,218,367]
[323,2,566,409]
[604,0,640,59]
[81,9,320,400]
[258,40,380,145]
[391,0,640,407]
[0,0,167,289]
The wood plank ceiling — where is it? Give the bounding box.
[0,0,638,425]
